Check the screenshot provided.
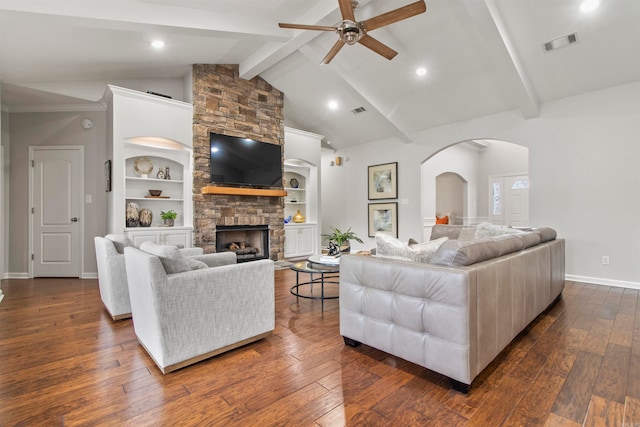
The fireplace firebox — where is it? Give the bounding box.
[216,225,269,262]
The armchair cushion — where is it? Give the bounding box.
[139,241,208,274]
[105,234,133,254]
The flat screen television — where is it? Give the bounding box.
[209,132,282,188]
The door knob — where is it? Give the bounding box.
[71,217,79,222]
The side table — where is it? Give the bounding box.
[289,256,340,311]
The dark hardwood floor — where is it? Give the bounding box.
[0,270,638,426]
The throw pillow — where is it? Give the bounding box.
[139,241,208,274]
[436,215,449,224]
[376,233,448,263]
[409,237,450,263]
[105,234,133,254]
[376,233,412,261]
[474,222,525,239]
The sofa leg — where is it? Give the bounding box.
[343,337,361,347]
[449,378,471,394]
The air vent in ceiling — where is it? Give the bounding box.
[544,33,577,52]
[351,106,367,114]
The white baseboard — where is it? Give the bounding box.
[565,274,640,290]
[82,272,98,279]
[6,272,29,279]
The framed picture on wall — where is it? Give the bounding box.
[105,160,112,192]
[368,202,398,237]
[368,162,398,200]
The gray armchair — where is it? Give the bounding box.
[94,235,203,320]
[123,243,275,373]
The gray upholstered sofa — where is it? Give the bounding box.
[339,224,565,392]
[124,242,275,373]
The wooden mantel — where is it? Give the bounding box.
[201,185,287,197]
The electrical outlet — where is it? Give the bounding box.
[602,256,610,265]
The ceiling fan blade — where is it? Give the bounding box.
[361,0,426,32]
[279,23,337,31]
[338,0,356,21]
[322,40,346,64]
[358,34,398,60]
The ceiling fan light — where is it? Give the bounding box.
[344,32,359,45]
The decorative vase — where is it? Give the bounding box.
[164,166,171,180]
[126,202,139,227]
[292,210,305,223]
[339,241,351,253]
[139,208,152,227]
[164,218,174,227]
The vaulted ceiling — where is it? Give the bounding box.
[1,0,639,149]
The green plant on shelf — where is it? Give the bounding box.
[160,210,177,220]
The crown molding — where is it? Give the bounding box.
[1,102,106,113]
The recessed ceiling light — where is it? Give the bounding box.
[580,0,599,13]
[328,100,338,110]
[416,67,427,76]
[151,40,165,49]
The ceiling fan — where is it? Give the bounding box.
[278,0,427,64]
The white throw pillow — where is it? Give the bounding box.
[139,241,208,274]
[409,237,450,263]
[474,222,525,239]
[376,233,448,263]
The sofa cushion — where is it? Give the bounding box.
[474,222,525,239]
[430,225,463,240]
[376,233,448,263]
[105,234,133,254]
[430,238,500,266]
[517,232,541,248]
[139,241,208,274]
[458,228,477,241]
[534,227,557,243]
[493,235,525,256]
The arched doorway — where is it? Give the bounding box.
[420,139,529,239]
[436,172,467,225]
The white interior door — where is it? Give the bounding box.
[504,175,530,227]
[31,147,82,277]
[489,174,529,226]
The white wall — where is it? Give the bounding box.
[0,85,6,288]
[321,81,640,288]
[7,110,108,277]
[19,78,187,104]
[422,144,480,224]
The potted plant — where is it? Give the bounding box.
[322,227,363,253]
[160,210,177,227]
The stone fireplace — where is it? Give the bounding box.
[192,64,285,260]
[216,225,269,262]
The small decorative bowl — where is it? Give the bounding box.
[148,189,162,197]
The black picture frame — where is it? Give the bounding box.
[368,202,398,237]
[368,162,398,200]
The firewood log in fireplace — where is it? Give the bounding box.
[225,242,259,255]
